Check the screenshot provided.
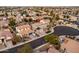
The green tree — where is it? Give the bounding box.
[66,15,70,19]
[21,10,28,16]
[29,18,33,23]
[23,18,28,22]
[9,19,16,31]
[28,18,33,30]
[63,15,70,19]
[49,10,57,27]
[9,19,16,27]
[63,15,66,18]
[55,14,60,20]
[75,10,79,15]
[44,34,60,49]
[46,24,51,33]
[12,35,21,45]
[44,34,59,44]
[18,43,33,53]
[50,10,54,16]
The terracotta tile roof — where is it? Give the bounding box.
[16,24,32,36]
[0,29,13,40]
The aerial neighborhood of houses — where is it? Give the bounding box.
[0,7,79,53]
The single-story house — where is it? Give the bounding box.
[32,19,50,30]
[0,29,13,48]
[16,24,33,37]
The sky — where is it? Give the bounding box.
[0,0,79,6]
